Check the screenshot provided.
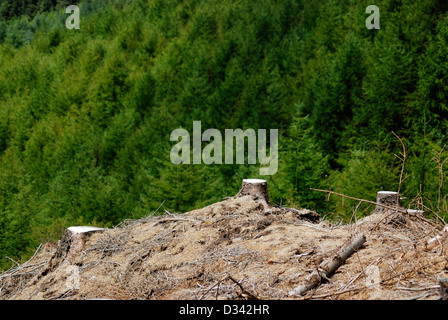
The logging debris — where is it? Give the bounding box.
[1,182,447,300]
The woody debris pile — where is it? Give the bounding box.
[1,180,447,300]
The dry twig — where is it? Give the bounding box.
[392,131,408,195]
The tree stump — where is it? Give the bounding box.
[31,227,106,285]
[235,179,270,211]
[439,277,448,300]
[55,226,104,263]
[32,226,105,285]
[371,191,401,214]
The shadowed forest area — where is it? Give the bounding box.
[1,0,448,270]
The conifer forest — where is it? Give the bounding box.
[1,0,448,270]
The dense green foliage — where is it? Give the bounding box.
[1,0,448,270]
[0,0,80,20]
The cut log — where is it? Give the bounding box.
[403,225,448,259]
[325,234,366,274]
[289,233,366,297]
[371,191,401,214]
[406,209,424,215]
[235,179,270,211]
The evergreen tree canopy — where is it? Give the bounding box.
[1,0,448,270]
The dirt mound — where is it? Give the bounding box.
[1,187,448,300]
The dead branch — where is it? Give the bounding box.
[392,131,408,195]
[289,233,366,297]
[227,275,260,300]
[310,188,408,214]
[403,225,448,258]
[298,284,366,300]
[432,145,448,213]
[199,276,228,300]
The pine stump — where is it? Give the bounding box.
[55,226,105,263]
[371,191,402,214]
[235,179,270,211]
[31,226,105,285]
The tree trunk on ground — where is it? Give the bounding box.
[289,233,366,297]
[235,179,270,211]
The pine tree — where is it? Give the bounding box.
[416,16,448,138]
[305,34,366,167]
[270,103,329,211]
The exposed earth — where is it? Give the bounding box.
[1,184,447,300]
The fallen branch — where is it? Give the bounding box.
[392,131,408,195]
[310,188,437,232]
[403,225,448,258]
[227,275,260,300]
[289,233,366,297]
[310,188,408,214]
[199,276,227,300]
[199,275,260,300]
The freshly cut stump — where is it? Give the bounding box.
[235,179,270,211]
[371,191,401,214]
[30,226,105,285]
[56,226,105,263]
